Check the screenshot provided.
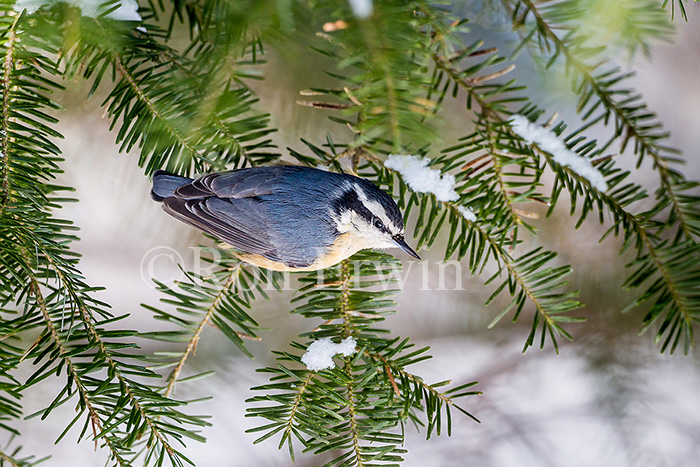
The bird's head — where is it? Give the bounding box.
[330,179,420,260]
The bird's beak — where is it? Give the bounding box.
[393,235,421,260]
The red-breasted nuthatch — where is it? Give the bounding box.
[151,165,420,271]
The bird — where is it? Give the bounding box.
[151,165,420,271]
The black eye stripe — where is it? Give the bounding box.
[350,205,389,233]
[354,205,374,224]
[331,178,404,231]
[332,186,400,234]
[333,189,375,221]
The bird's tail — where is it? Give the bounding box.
[151,170,193,201]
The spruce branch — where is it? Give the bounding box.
[339,260,353,338]
[522,113,700,353]
[298,17,582,350]
[15,222,208,465]
[278,371,315,459]
[503,0,700,242]
[247,253,479,465]
[482,242,580,353]
[358,19,405,153]
[60,16,277,176]
[109,53,208,171]
[0,11,208,464]
[336,259,364,467]
[0,16,19,212]
[662,0,697,21]
[363,349,481,430]
[142,251,277,400]
[302,1,440,152]
[439,118,548,239]
[0,327,24,432]
[0,437,48,467]
[26,273,128,467]
[3,1,697,464]
[489,127,529,228]
[419,13,699,351]
[135,32,278,170]
[40,260,180,463]
[486,107,694,353]
[342,363,364,467]
[161,265,241,398]
[371,154,580,352]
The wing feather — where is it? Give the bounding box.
[208,167,293,198]
[159,166,325,268]
[162,197,278,258]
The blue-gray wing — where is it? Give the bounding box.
[173,166,303,199]
[161,167,322,268]
[162,196,276,257]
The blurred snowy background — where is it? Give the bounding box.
[8,3,700,466]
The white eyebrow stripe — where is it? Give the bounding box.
[353,183,401,234]
[353,183,368,203]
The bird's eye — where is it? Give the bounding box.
[373,218,384,230]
